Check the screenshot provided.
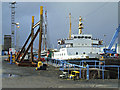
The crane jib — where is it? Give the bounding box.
[108,25,120,50]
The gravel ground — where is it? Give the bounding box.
[1,56,120,88]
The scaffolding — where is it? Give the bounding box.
[9,1,16,48]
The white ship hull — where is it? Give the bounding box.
[52,47,101,60]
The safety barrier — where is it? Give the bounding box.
[46,58,120,80]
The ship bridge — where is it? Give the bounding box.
[71,34,92,39]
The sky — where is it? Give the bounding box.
[2,2,118,49]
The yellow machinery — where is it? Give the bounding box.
[8,54,16,63]
[37,61,43,67]
[69,71,80,80]
[35,61,43,70]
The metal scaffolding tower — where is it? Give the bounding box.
[45,10,47,50]
[42,10,47,51]
[9,1,16,48]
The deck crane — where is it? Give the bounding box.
[103,25,120,54]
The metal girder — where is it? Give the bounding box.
[33,21,40,29]
[16,33,32,61]
[16,21,40,62]
[20,27,40,62]
[108,25,120,49]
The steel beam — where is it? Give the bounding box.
[16,32,32,61]
[30,16,34,62]
[38,6,43,61]
[20,27,40,62]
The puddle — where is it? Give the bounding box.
[2,73,21,78]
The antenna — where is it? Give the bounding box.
[69,13,71,39]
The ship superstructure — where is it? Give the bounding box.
[52,14,102,60]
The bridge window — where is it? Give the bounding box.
[88,37,91,39]
[76,52,78,55]
[81,36,84,38]
[74,36,77,38]
[85,36,87,39]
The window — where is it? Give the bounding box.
[88,37,91,39]
[85,36,87,39]
[74,36,77,38]
[90,52,92,54]
[78,36,80,38]
[81,36,84,38]
[72,72,75,75]
[58,42,60,44]
[76,52,78,55]
[71,44,73,47]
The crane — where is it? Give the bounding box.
[103,25,120,54]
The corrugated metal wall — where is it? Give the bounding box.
[4,35,11,51]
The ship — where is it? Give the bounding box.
[52,14,103,60]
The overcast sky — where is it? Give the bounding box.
[2,2,118,49]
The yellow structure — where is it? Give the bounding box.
[8,55,16,63]
[40,6,43,15]
[69,71,80,80]
[32,16,34,23]
[37,61,43,67]
[38,6,43,61]
[69,13,71,39]
[78,16,83,34]
[36,61,43,70]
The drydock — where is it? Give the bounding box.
[1,2,120,88]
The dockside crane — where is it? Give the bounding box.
[103,25,120,54]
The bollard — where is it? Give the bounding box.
[86,64,89,80]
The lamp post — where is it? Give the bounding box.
[104,34,106,49]
[12,22,19,50]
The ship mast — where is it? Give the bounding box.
[69,13,71,39]
[78,16,83,34]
